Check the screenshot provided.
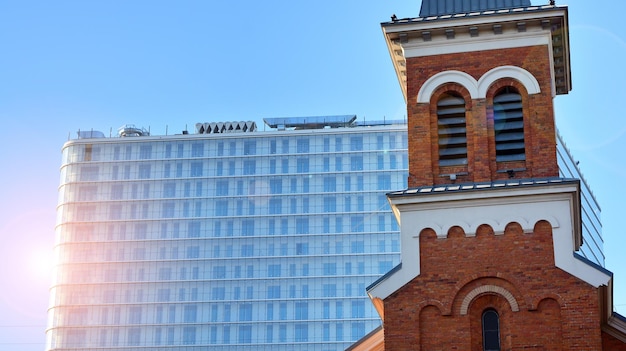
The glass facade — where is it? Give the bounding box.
[46,119,602,351]
[47,120,408,350]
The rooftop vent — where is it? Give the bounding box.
[195,121,257,134]
[118,124,149,137]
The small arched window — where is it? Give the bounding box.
[482,309,501,351]
[493,87,524,161]
[437,93,467,166]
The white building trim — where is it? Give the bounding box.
[417,70,479,102]
[368,182,611,301]
[417,65,540,103]
[477,65,541,96]
[403,31,551,60]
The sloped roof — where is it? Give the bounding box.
[420,0,532,17]
[387,178,577,198]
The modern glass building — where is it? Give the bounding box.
[556,132,604,266]
[46,116,603,350]
[47,116,408,351]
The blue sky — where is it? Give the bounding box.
[0,0,625,349]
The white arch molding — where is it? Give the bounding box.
[417,70,479,103]
[477,66,541,97]
[417,66,541,103]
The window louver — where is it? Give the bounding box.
[494,90,525,161]
[437,95,468,166]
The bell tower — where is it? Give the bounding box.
[349,1,626,350]
[383,0,570,187]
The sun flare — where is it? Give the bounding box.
[28,248,55,281]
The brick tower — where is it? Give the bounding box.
[349,1,626,350]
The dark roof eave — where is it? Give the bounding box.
[367,262,402,293]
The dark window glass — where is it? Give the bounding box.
[482,309,501,351]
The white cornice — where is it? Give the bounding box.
[369,182,610,301]
[381,6,570,101]
[402,29,551,58]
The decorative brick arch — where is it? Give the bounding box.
[460,284,520,315]
[417,224,444,239]
[467,220,498,237]
[415,222,472,239]
[416,299,446,315]
[530,294,565,311]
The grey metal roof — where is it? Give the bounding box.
[385,4,562,26]
[387,178,578,197]
[419,0,532,17]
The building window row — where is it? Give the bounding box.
[67,132,408,164]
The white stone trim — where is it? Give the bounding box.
[459,284,520,315]
[368,183,611,301]
[467,218,502,236]
[403,32,551,60]
[478,65,541,96]
[412,222,444,238]
[417,70,479,103]
[417,66,541,103]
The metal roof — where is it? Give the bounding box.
[419,0,532,18]
[263,115,357,129]
[387,178,579,197]
[385,4,564,26]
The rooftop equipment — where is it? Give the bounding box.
[118,124,149,137]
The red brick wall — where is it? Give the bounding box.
[406,45,559,188]
[382,221,604,350]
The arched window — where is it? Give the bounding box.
[482,309,501,351]
[437,93,467,166]
[493,87,525,161]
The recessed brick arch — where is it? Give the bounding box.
[530,294,565,311]
[460,284,520,315]
[416,299,446,315]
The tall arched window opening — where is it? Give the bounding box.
[493,87,525,161]
[482,309,501,351]
[437,93,467,166]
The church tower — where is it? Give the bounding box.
[392,0,568,187]
[349,1,626,350]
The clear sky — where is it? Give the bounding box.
[0,0,624,349]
